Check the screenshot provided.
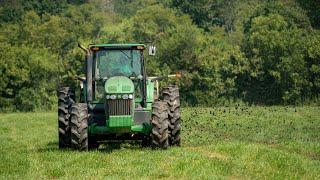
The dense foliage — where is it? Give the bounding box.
[0,0,319,111]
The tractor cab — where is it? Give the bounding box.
[90,44,147,106]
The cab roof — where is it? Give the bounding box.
[89,43,146,50]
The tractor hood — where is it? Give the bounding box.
[104,76,134,94]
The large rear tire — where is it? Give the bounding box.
[58,87,75,149]
[70,103,88,151]
[151,101,169,149]
[163,85,181,146]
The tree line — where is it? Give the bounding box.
[0,0,319,111]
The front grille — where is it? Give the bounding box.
[107,99,132,115]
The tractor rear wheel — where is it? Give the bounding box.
[163,85,181,146]
[58,87,75,148]
[151,101,169,149]
[70,103,88,151]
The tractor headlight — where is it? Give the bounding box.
[122,94,129,99]
[110,95,116,100]
[108,94,133,100]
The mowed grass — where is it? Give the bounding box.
[0,106,319,179]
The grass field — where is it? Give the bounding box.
[0,106,319,179]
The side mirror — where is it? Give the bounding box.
[149,46,156,56]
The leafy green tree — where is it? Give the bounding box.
[244,1,312,32]
[169,0,226,30]
[305,31,320,98]
[242,13,309,104]
[114,0,157,17]
[121,5,206,104]
[0,43,59,111]
[0,0,73,24]
[297,0,320,29]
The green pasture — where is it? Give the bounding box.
[0,106,319,179]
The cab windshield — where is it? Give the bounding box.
[95,50,142,79]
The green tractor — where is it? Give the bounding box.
[58,43,181,150]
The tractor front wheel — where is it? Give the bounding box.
[70,103,88,151]
[151,101,169,149]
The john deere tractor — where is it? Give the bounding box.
[58,43,181,150]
